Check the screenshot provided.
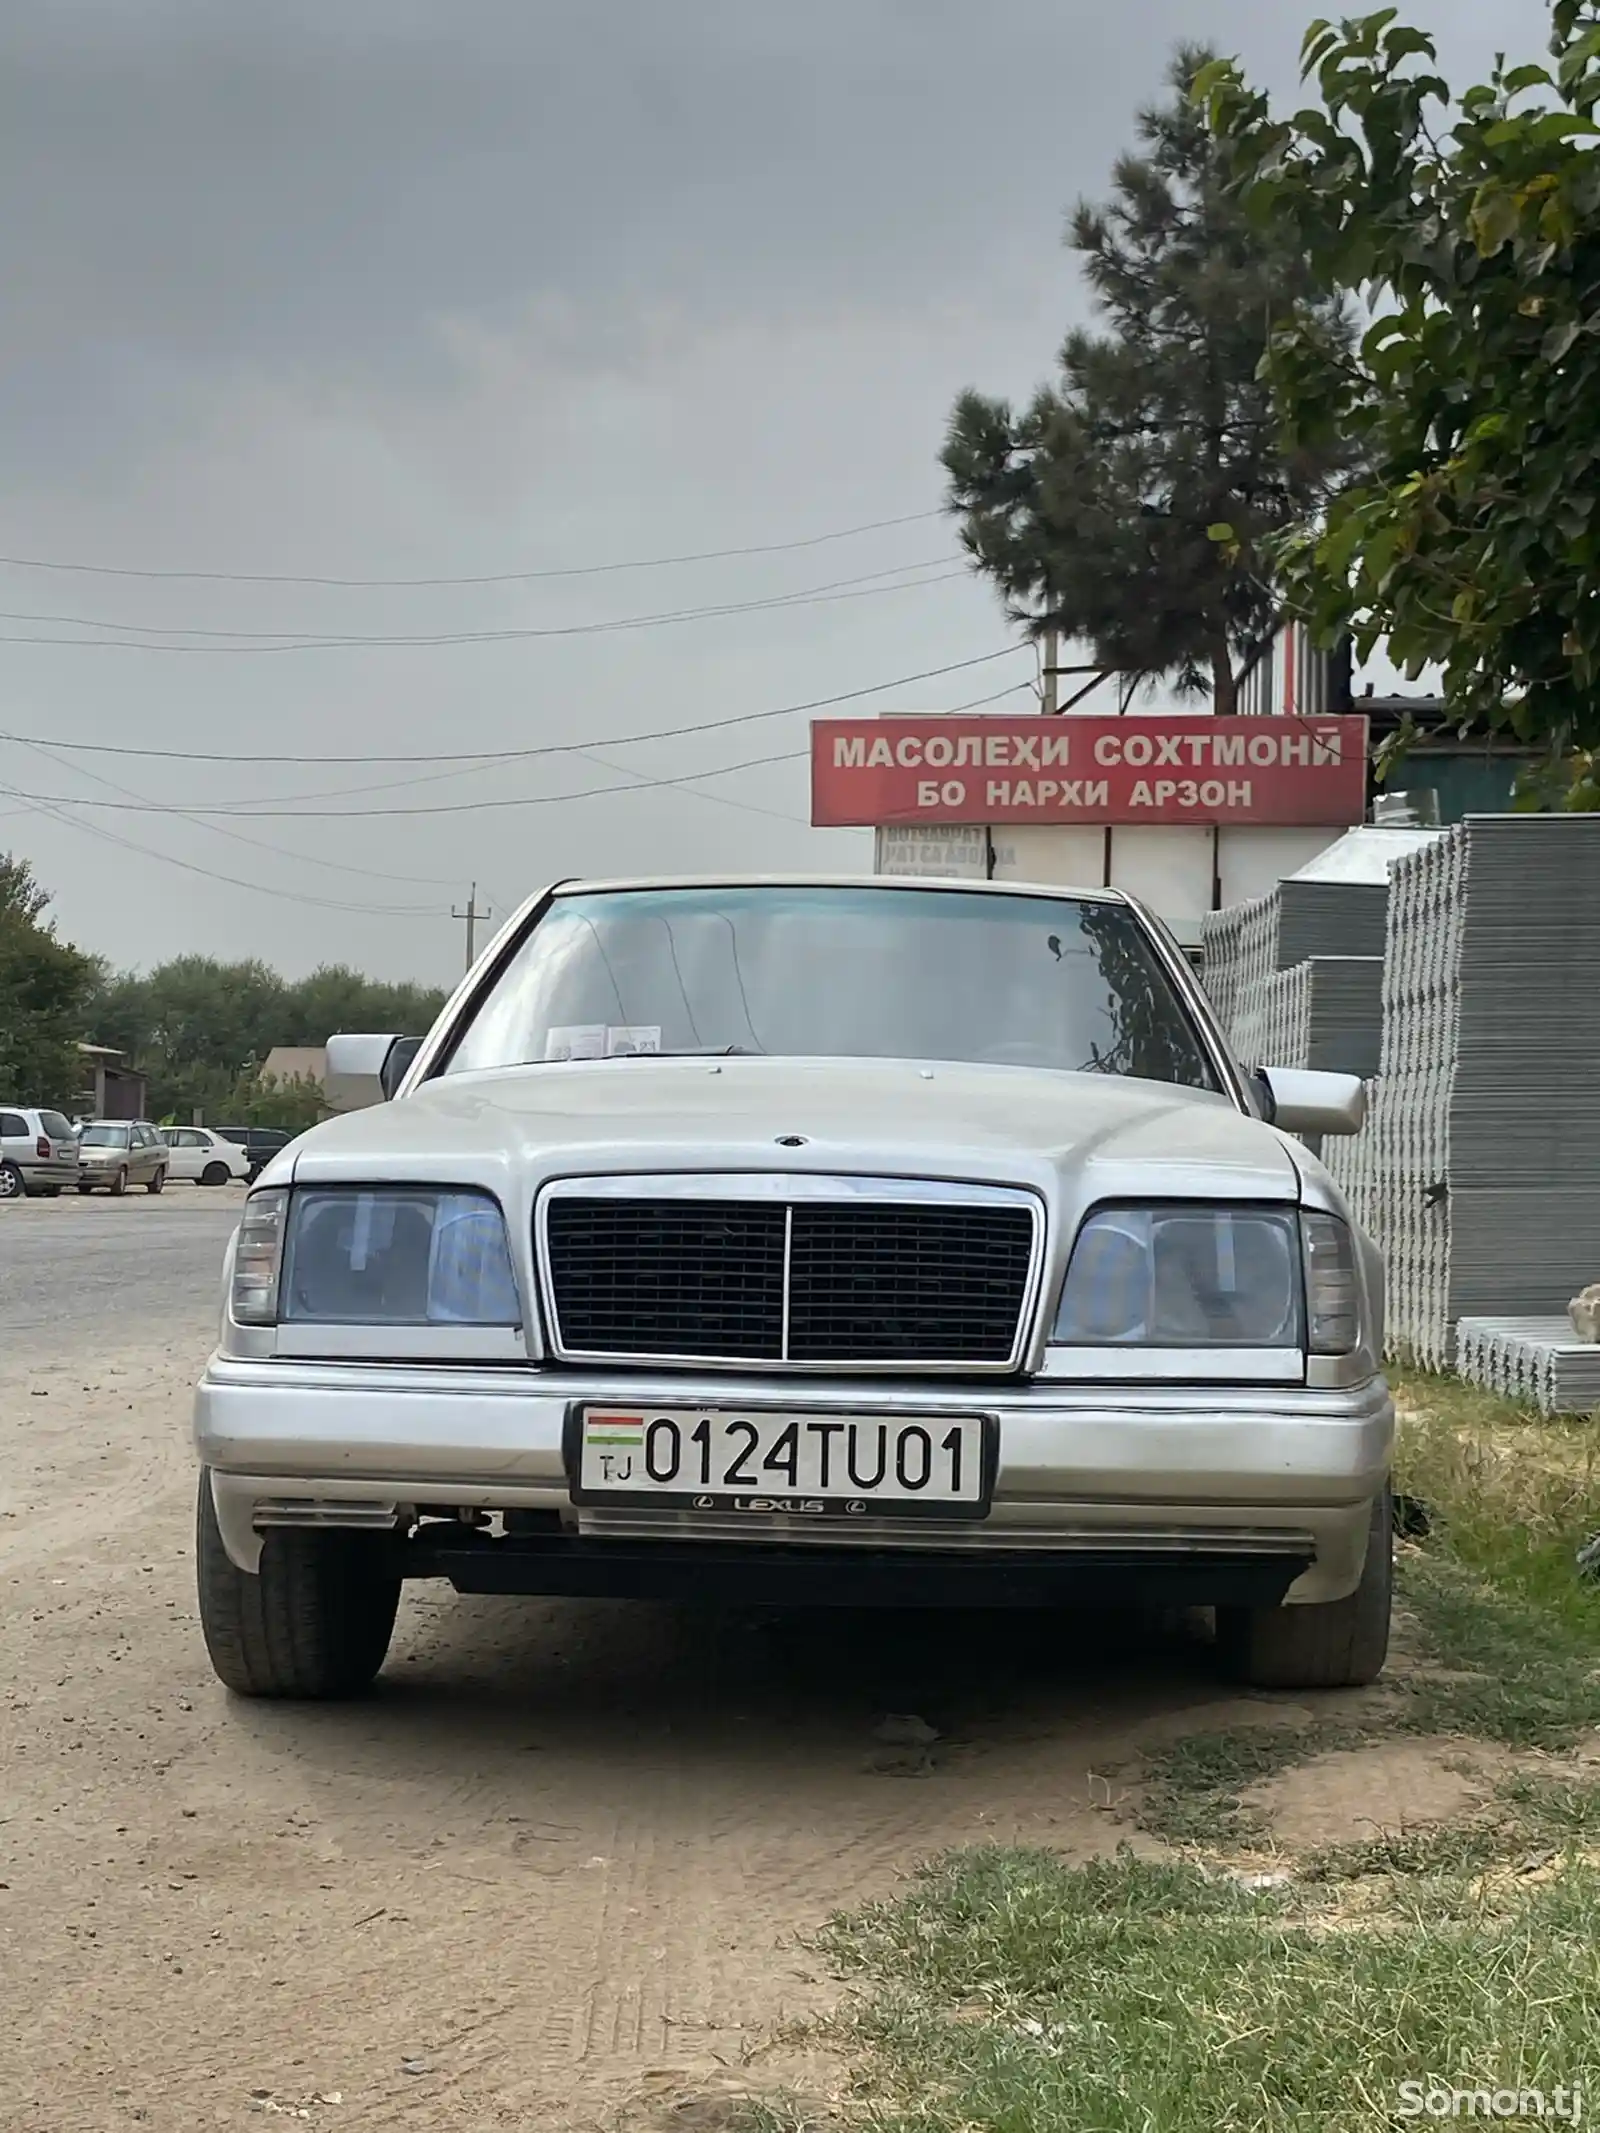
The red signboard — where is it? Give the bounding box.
[809,714,1369,828]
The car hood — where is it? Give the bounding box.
[280,1055,1301,1208]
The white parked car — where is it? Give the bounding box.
[192,876,1393,1701]
[158,1126,251,1187]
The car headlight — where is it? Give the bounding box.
[1052,1203,1362,1353]
[230,1187,520,1328]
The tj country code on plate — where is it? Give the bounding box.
[576,1407,990,1518]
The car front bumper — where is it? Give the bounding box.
[195,1357,1393,1609]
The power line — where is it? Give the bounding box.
[0,564,969,655]
[0,644,1027,771]
[0,557,961,648]
[4,684,1033,829]
[0,667,1034,910]
[570,750,807,826]
[942,680,1038,713]
[0,783,444,916]
[0,509,946,589]
[2,743,812,820]
[4,687,1028,822]
[8,734,464,889]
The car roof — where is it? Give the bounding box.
[547,874,1130,904]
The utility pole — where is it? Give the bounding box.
[451,883,490,972]
[1041,626,1059,714]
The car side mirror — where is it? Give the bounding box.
[324,1033,423,1109]
[1253,1066,1367,1138]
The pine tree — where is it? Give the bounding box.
[944,45,1355,711]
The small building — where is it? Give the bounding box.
[260,1046,328,1090]
[76,1044,148,1122]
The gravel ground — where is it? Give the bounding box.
[0,1193,1400,2130]
[1,1188,241,1368]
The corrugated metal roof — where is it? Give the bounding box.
[1286,825,1447,884]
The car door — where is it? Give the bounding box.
[132,1124,164,1184]
[161,1129,201,1181]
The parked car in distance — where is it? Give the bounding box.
[213,1126,294,1183]
[0,1106,82,1199]
[77,1120,169,1196]
[193,874,1394,1706]
[157,1126,251,1187]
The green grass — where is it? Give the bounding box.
[1398,1550,1600,1747]
[1134,1722,1354,1846]
[1388,1371,1600,1748]
[821,1847,1600,2132]
[800,1371,1600,2127]
[1134,1373,1600,1839]
[1393,1369,1600,1640]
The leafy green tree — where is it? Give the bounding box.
[225,1072,327,1133]
[1204,3,1600,805]
[276,965,447,1050]
[84,955,449,1122]
[0,855,96,1108]
[944,45,1356,710]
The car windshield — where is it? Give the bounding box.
[80,1125,130,1148]
[441,885,1219,1091]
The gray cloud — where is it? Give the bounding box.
[0,0,1552,981]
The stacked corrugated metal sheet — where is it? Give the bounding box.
[1200,827,1438,1061]
[1226,956,1385,1080]
[1456,1318,1600,1416]
[1341,815,1600,1376]
[1230,961,1310,1079]
[1199,892,1277,1041]
[1300,956,1385,1080]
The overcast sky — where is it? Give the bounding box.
[0,0,1551,982]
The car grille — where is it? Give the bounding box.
[541,1188,1040,1370]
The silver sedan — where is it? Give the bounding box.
[76,1121,169,1196]
[192,875,1392,1703]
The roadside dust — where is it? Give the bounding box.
[1238,1738,1517,1854]
[0,1238,1439,2132]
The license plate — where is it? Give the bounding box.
[573,1406,991,1519]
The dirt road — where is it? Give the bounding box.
[0,1195,1402,2130]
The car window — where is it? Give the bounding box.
[39,1112,73,1141]
[442,884,1221,1092]
[80,1125,131,1148]
[0,1112,26,1137]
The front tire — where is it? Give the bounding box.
[1217,1488,1392,1690]
[195,1472,401,1699]
[200,1161,229,1187]
[0,1162,23,1201]
[109,1167,129,1198]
